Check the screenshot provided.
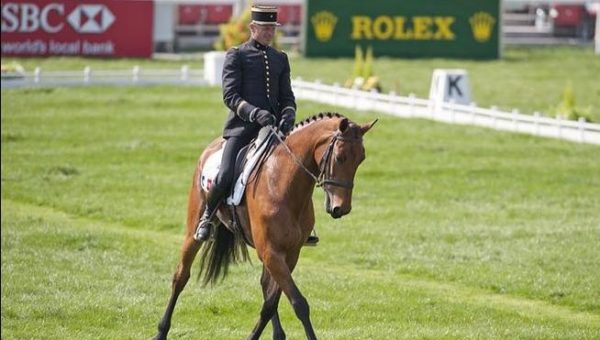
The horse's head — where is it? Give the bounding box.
[319,117,377,218]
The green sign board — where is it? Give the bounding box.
[304,0,501,59]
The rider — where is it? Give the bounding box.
[195,5,306,242]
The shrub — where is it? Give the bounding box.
[554,82,593,122]
[345,45,381,92]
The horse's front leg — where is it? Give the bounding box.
[248,265,285,340]
[263,251,317,340]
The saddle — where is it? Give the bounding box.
[200,126,276,205]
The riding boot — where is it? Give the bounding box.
[194,207,215,241]
[194,186,226,241]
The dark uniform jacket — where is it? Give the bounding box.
[222,39,296,138]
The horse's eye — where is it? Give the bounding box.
[335,154,346,164]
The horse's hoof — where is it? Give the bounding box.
[153,333,167,340]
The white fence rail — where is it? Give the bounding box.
[2,69,598,145]
[1,66,207,88]
[292,78,600,145]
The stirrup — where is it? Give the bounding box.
[304,230,319,246]
[194,211,214,241]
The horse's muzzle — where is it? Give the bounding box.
[330,206,343,219]
[325,191,351,218]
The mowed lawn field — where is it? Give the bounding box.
[3,47,600,121]
[2,49,600,339]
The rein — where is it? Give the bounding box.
[269,126,359,189]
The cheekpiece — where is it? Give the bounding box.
[251,5,280,26]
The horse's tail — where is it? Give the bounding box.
[197,222,250,286]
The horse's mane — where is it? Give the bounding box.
[290,112,345,133]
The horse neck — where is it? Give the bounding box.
[286,119,337,171]
[271,120,337,189]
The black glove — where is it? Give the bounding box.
[279,112,295,134]
[254,110,276,127]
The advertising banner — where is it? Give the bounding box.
[305,0,500,59]
[1,0,154,58]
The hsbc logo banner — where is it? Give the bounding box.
[1,0,153,58]
[67,5,115,33]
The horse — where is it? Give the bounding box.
[154,112,377,340]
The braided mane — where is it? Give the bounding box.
[291,112,345,133]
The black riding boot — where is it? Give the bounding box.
[194,186,226,241]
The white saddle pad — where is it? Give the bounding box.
[200,127,275,206]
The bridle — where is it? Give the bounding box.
[270,126,361,190]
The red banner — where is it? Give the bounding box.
[1,0,154,58]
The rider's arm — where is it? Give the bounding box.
[278,52,296,117]
[222,47,260,122]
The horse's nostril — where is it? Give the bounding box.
[332,206,341,217]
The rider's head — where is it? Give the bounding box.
[249,5,279,46]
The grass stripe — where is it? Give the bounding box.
[3,198,599,339]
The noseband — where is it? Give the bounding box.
[271,127,361,190]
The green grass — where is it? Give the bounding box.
[2,84,600,339]
[3,47,600,120]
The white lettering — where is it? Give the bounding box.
[1,3,19,32]
[41,4,63,33]
[49,40,80,54]
[19,3,39,32]
[82,40,114,55]
[1,39,47,54]
[1,3,65,33]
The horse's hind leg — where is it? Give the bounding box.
[154,187,205,340]
[154,235,202,340]
[248,265,285,340]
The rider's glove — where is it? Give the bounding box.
[253,109,276,127]
[279,111,295,134]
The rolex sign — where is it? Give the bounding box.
[304,0,500,59]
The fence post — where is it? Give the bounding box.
[387,91,396,116]
[294,77,303,98]
[578,117,585,143]
[470,102,477,125]
[333,82,341,106]
[180,65,189,82]
[315,79,322,102]
[409,93,415,118]
[370,89,378,111]
[83,66,91,83]
[132,65,140,83]
[534,112,540,136]
[428,96,435,120]
[34,67,41,83]
[512,109,519,132]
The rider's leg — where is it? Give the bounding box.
[194,136,250,241]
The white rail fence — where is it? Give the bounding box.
[0,66,207,88]
[292,78,600,145]
[2,68,598,145]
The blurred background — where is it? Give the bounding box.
[1,0,598,56]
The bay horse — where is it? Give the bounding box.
[154,112,376,340]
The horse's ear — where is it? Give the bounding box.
[360,118,378,135]
[338,117,349,133]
